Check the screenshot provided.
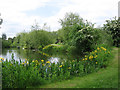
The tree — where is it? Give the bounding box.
[2,33,7,40]
[103,17,120,47]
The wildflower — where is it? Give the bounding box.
[97,47,100,50]
[0,60,2,63]
[85,58,87,60]
[68,67,71,69]
[59,65,62,68]
[32,60,35,63]
[27,62,29,64]
[42,64,45,66]
[35,60,38,63]
[95,50,97,53]
[85,55,88,57]
[101,47,106,51]
[89,55,93,59]
[25,61,27,63]
[94,55,98,58]
[46,61,50,64]
[96,62,98,64]
[25,59,27,61]
[48,65,51,67]
[22,63,24,65]
[82,59,85,61]
[41,60,44,62]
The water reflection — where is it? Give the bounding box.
[48,57,59,64]
[0,48,82,63]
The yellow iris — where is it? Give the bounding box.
[97,47,100,50]
[89,55,93,59]
[59,65,62,67]
[94,55,98,58]
[41,60,44,62]
[95,50,97,53]
[85,58,87,60]
[46,61,50,64]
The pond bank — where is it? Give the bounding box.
[30,47,118,88]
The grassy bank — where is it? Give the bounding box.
[31,47,118,88]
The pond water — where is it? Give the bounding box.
[0,48,82,63]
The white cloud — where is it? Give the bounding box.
[0,0,119,38]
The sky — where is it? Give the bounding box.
[0,0,119,38]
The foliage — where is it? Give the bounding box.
[42,44,67,52]
[103,17,120,47]
[1,47,112,88]
[2,33,7,40]
[12,30,55,49]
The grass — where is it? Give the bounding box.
[30,47,118,88]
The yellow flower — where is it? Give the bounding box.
[42,64,45,66]
[59,65,62,68]
[94,55,98,58]
[27,62,29,64]
[85,55,88,57]
[82,59,85,61]
[46,61,50,64]
[35,60,38,63]
[0,60,2,62]
[1,58,4,60]
[68,67,71,69]
[97,47,100,50]
[25,59,27,61]
[101,47,106,51]
[22,63,24,65]
[25,61,27,63]
[41,60,44,62]
[85,58,87,60]
[96,62,98,64]
[95,50,97,53]
[32,60,35,63]
[89,55,93,59]
[49,65,51,67]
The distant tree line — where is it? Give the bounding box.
[1,13,120,53]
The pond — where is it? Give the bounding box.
[0,48,82,63]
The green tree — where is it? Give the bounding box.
[2,33,7,40]
[103,17,120,47]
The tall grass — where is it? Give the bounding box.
[1,46,112,88]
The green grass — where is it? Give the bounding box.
[30,47,118,88]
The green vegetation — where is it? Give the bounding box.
[1,12,119,88]
[31,47,118,88]
[1,46,112,88]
